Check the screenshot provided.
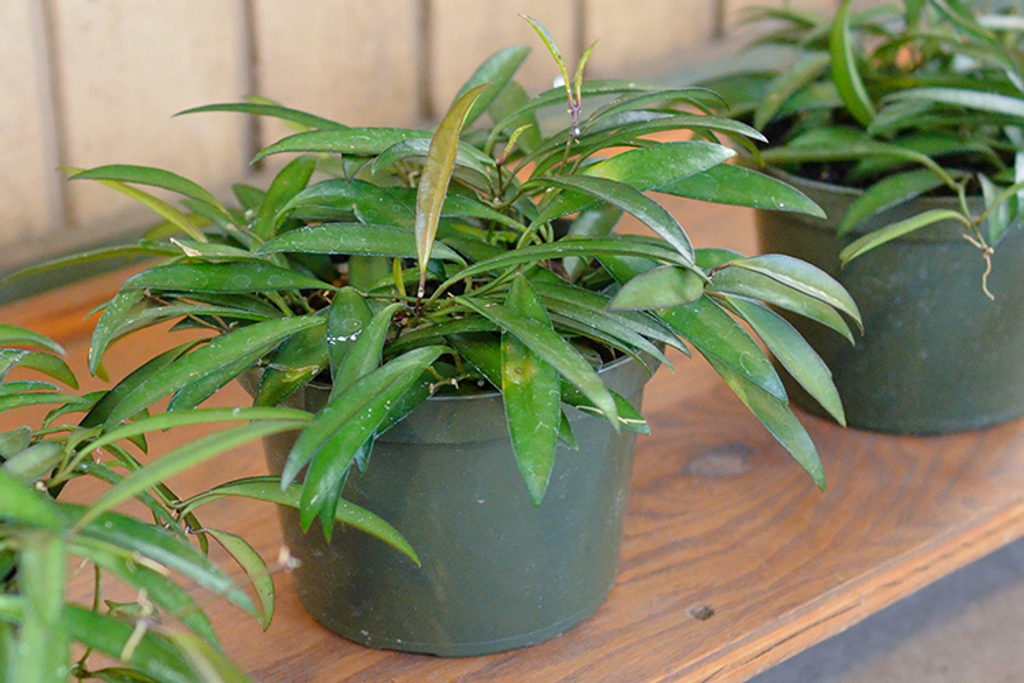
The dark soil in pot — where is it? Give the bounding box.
[259,353,653,657]
[756,170,1024,435]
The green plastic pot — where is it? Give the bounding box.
[259,354,652,657]
[756,170,1024,435]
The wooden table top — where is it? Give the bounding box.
[5,198,1024,683]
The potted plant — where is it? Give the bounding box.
[13,20,860,656]
[702,0,1024,434]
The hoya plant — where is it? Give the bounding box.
[15,20,860,543]
[0,324,417,681]
[706,0,1024,294]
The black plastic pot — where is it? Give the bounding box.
[756,170,1024,435]
[259,354,652,656]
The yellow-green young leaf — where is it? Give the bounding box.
[205,529,275,630]
[415,84,490,299]
[521,15,571,100]
[830,0,876,128]
[502,275,560,506]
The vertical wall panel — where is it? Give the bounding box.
[429,1,577,118]
[254,0,421,142]
[0,0,58,253]
[52,1,246,232]
[584,0,718,79]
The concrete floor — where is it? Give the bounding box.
[750,538,1024,683]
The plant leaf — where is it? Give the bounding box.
[502,276,560,505]
[205,529,274,630]
[839,209,969,264]
[886,87,1024,120]
[258,223,463,262]
[727,254,862,324]
[830,0,876,127]
[754,52,832,129]
[708,266,856,342]
[707,356,825,490]
[838,168,948,235]
[728,298,844,425]
[253,155,316,240]
[659,296,787,402]
[454,45,531,127]
[0,324,65,355]
[177,102,344,130]
[256,322,328,407]
[415,83,489,298]
[178,477,418,564]
[252,128,429,163]
[459,297,619,427]
[661,162,826,218]
[607,265,705,310]
[14,531,68,683]
[532,175,695,264]
[101,317,324,428]
[120,262,329,294]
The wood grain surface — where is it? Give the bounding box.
[5,201,1024,682]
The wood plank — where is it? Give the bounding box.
[0,0,59,256]
[584,0,718,78]
[428,0,577,118]
[51,0,246,234]
[253,0,421,142]
[9,200,1024,682]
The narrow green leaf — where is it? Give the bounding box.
[75,509,257,616]
[177,102,344,130]
[282,346,444,488]
[77,421,307,530]
[608,265,705,310]
[372,138,495,178]
[330,302,403,398]
[838,169,948,236]
[459,297,619,427]
[727,255,862,325]
[121,262,329,294]
[64,606,197,683]
[253,155,316,240]
[661,163,826,218]
[89,289,146,374]
[296,347,445,536]
[830,0,876,127]
[755,52,832,129]
[1,442,63,483]
[453,45,531,127]
[179,477,418,564]
[258,223,463,262]
[521,15,571,99]
[533,175,695,264]
[659,296,787,402]
[707,356,825,490]
[205,529,274,630]
[15,531,67,683]
[415,83,490,298]
[708,266,856,342]
[253,128,429,163]
[839,209,970,264]
[886,87,1024,120]
[101,317,324,428]
[69,173,206,243]
[71,165,224,213]
[71,536,219,646]
[729,298,845,425]
[502,276,560,505]
[256,323,328,407]
[0,324,64,355]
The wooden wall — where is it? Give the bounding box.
[0,0,844,273]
